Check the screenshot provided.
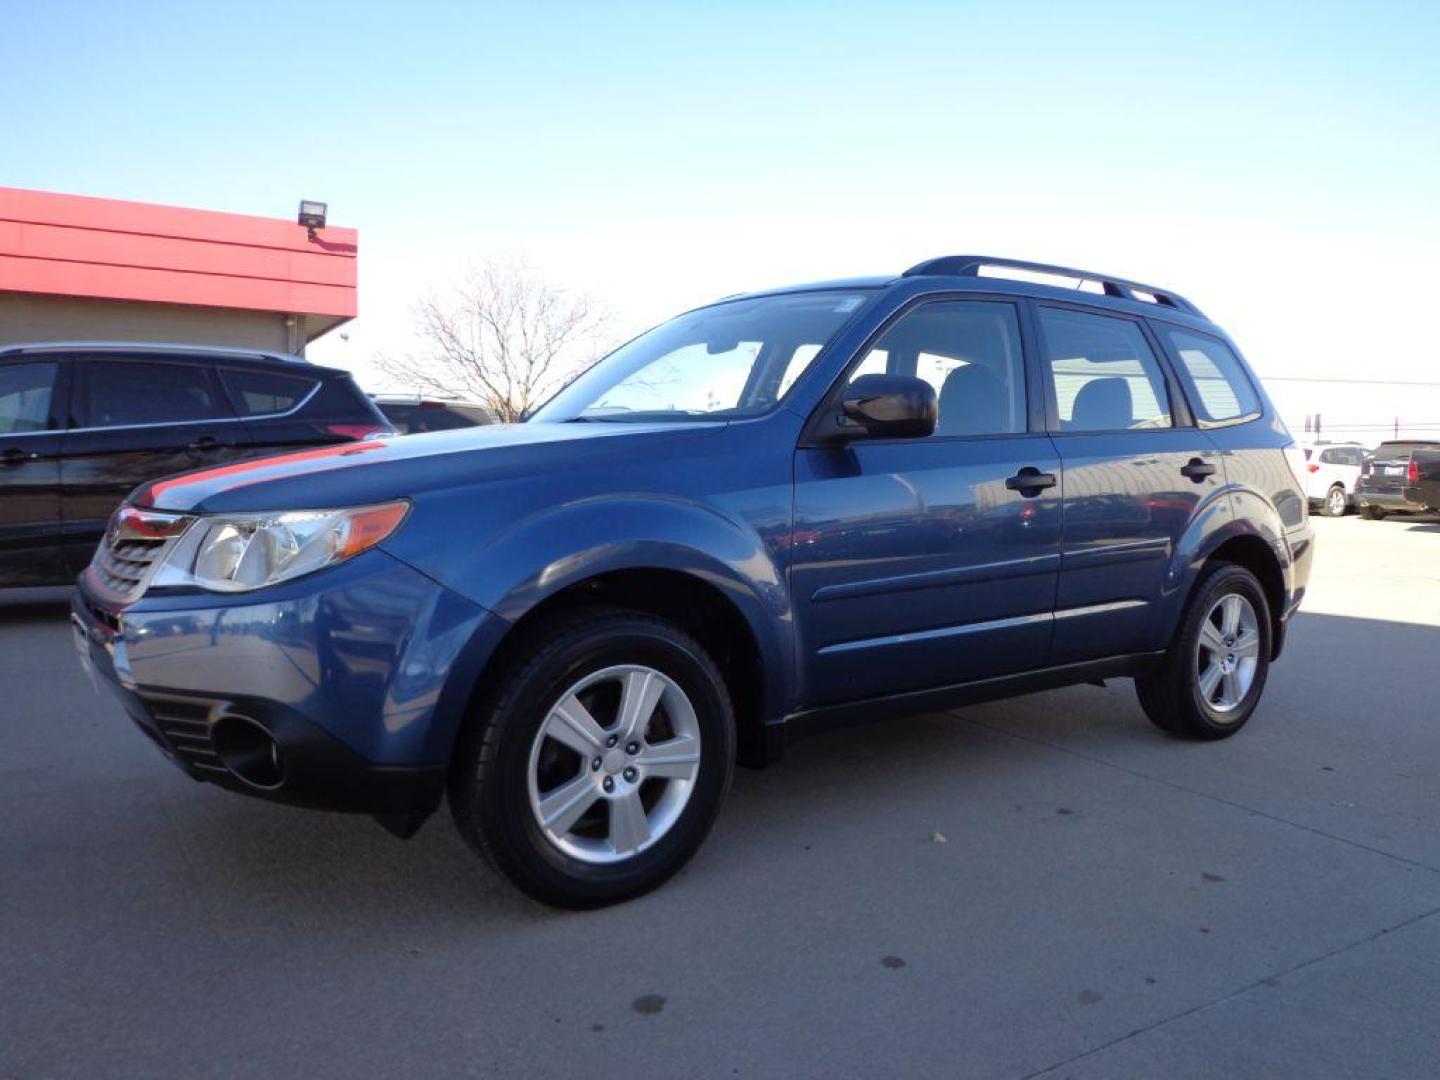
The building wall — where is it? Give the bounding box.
[0,292,299,352]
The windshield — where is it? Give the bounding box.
[531,290,873,422]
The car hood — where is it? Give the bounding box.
[133,421,721,514]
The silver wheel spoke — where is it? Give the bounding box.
[537,773,600,834]
[544,695,607,756]
[637,735,700,781]
[1233,632,1261,658]
[1199,619,1227,655]
[609,790,651,855]
[1220,596,1243,637]
[1221,670,1242,706]
[1198,662,1223,702]
[618,670,666,740]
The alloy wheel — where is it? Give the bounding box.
[1195,593,1260,714]
[526,665,702,864]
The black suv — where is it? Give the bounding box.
[0,342,390,588]
[1355,440,1440,519]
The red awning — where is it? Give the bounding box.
[0,186,356,319]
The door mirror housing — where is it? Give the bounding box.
[838,374,937,440]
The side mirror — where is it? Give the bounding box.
[838,374,937,439]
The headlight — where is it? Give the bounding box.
[152,501,409,593]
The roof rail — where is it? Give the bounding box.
[0,341,309,365]
[902,255,1203,317]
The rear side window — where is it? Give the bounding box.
[0,362,58,434]
[221,369,317,416]
[380,402,491,434]
[1160,328,1261,424]
[1038,308,1171,431]
[81,361,229,427]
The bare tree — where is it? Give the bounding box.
[380,260,610,422]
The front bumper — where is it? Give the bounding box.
[72,548,506,831]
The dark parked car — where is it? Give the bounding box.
[0,342,390,587]
[72,257,1313,907]
[1403,448,1440,513]
[1355,440,1440,518]
[372,395,493,435]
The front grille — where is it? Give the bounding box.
[142,693,231,779]
[93,537,167,598]
[86,507,193,603]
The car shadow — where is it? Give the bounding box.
[0,586,73,623]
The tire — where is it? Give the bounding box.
[1361,504,1386,520]
[1135,563,1272,740]
[1321,484,1348,517]
[448,607,735,908]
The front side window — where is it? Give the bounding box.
[532,291,872,422]
[0,362,58,434]
[82,362,228,427]
[1039,308,1172,431]
[843,300,1026,436]
[1160,327,1260,424]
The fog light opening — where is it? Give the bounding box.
[211,714,285,790]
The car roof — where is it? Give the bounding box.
[0,341,312,367]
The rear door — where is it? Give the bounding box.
[0,360,68,586]
[1037,305,1224,665]
[60,358,250,572]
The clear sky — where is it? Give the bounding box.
[7,0,1439,405]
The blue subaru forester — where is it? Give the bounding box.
[73,256,1313,907]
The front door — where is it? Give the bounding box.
[1035,304,1224,664]
[791,298,1061,707]
[0,360,67,587]
[60,357,249,573]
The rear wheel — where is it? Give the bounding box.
[448,608,735,908]
[1361,504,1386,520]
[1136,563,1271,740]
[1322,484,1348,517]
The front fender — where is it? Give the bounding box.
[410,494,795,723]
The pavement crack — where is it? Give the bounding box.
[950,710,1440,877]
[1018,903,1440,1079]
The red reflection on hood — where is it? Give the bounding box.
[146,439,389,500]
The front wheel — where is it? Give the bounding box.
[1361,504,1386,520]
[448,608,735,908]
[1322,484,1348,517]
[1136,563,1271,740]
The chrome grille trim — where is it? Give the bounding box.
[85,508,194,604]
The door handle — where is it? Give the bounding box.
[1005,466,1057,496]
[2,447,39,466]
[187,435,220,453]
[1180,458,1217,482]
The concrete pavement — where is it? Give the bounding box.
[3,514,1439,1079]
